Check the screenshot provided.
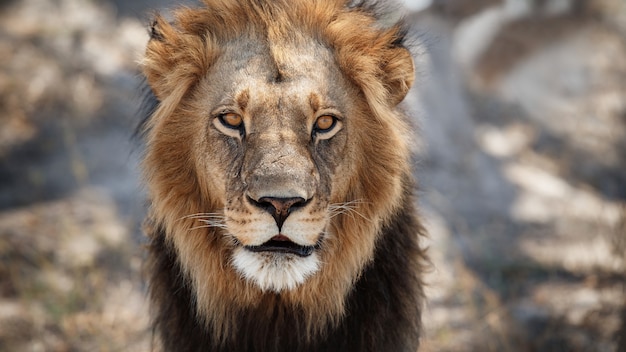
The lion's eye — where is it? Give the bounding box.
[219,113,243,129]
[312,113,342,141]
[314,115,336,132]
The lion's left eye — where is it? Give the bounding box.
[313,115,337,133]
[314,115,336,132]
[312,114,342,140]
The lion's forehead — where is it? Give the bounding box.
[214,37,342,96]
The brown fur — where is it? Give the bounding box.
[140,0,426,350]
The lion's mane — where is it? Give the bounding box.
[139,0,427,351]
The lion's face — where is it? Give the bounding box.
[142,0,416,322]
[186,38,359,291]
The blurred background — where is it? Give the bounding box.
[0,0,624,351]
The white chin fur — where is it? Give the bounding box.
[232,248,320,292]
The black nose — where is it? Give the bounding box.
[248,196,308,231]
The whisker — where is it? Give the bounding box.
[189,221,228,231]
[178,212,226,222]
[180,211,229,232]
[196,221,228,229]
[189,225,223,231]
[328,204,359,210]
[197,218,227,224]
[328,199,371,222]
[181,213,224,218]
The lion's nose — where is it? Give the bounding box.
[248,196,308,231]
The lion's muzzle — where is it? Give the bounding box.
[243,197,318,256]
[247,196,310,231]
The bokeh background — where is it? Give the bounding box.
[1,0,624,351]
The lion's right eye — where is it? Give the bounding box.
[213,112,245,139]
[219,113,243,129]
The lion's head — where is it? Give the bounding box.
[141,0,416,340]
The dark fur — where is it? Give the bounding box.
[146,180,424,351]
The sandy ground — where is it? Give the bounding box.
[0,0,624,351]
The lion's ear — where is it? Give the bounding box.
[142,14,213,102]
[382,46,415,106]
[141,16,180,101]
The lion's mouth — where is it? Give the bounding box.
[244,235,317,257]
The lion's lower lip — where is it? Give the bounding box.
[245,239,315,257]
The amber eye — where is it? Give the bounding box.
[219,113,243,129]
[314,115,336,132]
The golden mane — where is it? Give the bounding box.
[140,1,425,350]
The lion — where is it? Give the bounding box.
[138,0,427,351]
